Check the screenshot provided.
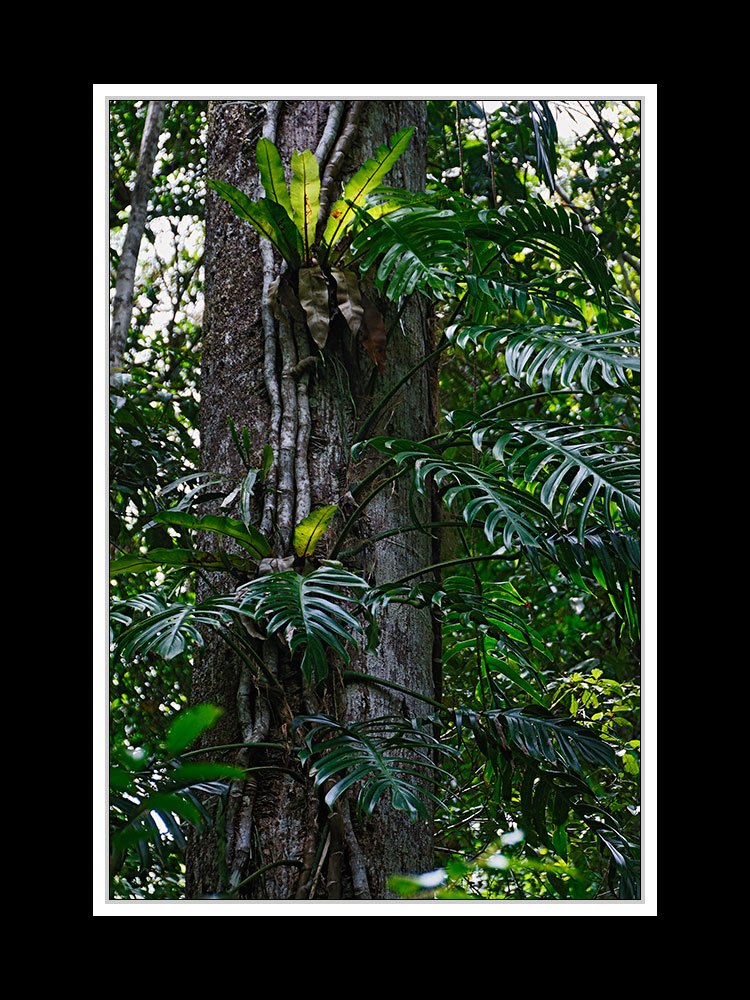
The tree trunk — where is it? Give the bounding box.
[110,100,167,371]
[186,99,440,901]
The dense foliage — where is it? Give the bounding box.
[108,98,641,903]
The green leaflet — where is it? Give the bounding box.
[322,127,414,252]
[485,654,548,708]
[290,149,320,264]
[298,265,330,348]
[529,100,559,194]
[152,510,271,559]
[293,504,338,558]
[256,137,294,219]
[261,442,275,481]
[206,177,302,267]
[239,469,258,533]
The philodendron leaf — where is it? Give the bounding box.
[331,268,364,335]
[207,178,302,266]
[298,265,330,348]
[290,149,321,264]
[294,505,338,558]
[256,138,294,218]
[322,127,414,252]
[152,510,272,559]
[165,762,247,787]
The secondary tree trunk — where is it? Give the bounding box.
[110,99,167,371]
[186,99,440,901]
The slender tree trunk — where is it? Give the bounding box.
[110,100,167,371]
[187,99,440,901]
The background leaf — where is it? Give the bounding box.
[165,704,224,755]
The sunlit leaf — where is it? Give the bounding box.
[293,505,338,558]
[207,177,303,266]
[323,127,414,251]
[290,148,320,263]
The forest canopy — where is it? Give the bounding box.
[101,88,652,913]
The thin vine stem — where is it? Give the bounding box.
[341,670,446,714]
[328,468,407,560]
[352,334,451,446]
[182,741,286,757]
[227,857,305,896]
[217,626,284,693]
[388,552,521,588]
[337,520,466,559]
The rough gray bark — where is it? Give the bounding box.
[110,100,167,371]
[187,99,440,901]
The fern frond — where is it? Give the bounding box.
[361,434,639,635]
[541,526,640,637]
[505,326,640,393]
[402,450,560,552]
[495,706,619,775]
[455,706,639,897]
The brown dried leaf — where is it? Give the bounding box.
[298,265,330,349]
[268,273,305,321]
[330,268,364,336]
